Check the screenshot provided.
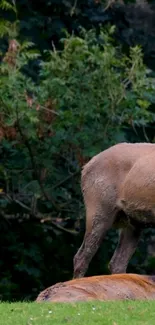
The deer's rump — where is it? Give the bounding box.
[36,274,155,302]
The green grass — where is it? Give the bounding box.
[0,301,155,325]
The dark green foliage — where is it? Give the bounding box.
[1,0,155,301]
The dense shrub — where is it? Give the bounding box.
[1,0,155,300]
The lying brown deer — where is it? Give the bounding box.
[36,274,155,302]
[73,142,155,278]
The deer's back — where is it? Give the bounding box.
[36,274,155,302]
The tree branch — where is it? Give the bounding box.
[44,222,78,236]
[51,170,80,191]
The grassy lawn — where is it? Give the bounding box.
[0,301,155,325]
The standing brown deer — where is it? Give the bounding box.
[73,142,155,278]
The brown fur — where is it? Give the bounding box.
[36,274,155,302]
[73,142,155,278]
[118,152,155,221]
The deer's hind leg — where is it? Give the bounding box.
[109,225,142,274]
[73,183,118,278]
